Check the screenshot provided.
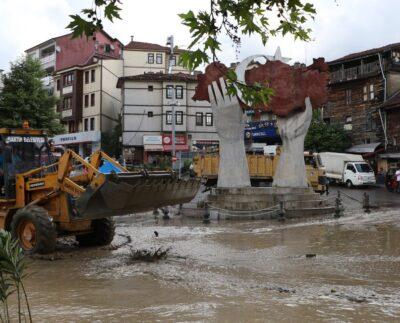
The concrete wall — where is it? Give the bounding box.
[123,50,190,76]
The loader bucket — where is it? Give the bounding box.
[74,172,200,219]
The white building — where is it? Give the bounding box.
[117,72,218,164]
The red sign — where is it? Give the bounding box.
[162,134,187,145]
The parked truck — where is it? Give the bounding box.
[193,150,327,193]
[318,152,376,188]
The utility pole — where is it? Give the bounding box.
[166,35,176,171]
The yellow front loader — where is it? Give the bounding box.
[0,128,200,254]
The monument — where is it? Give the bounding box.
[192,51,334,219]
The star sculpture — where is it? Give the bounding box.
[266,46,291,63]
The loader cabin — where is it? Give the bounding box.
[0,127,52,199]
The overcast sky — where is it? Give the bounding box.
[1,0,399,72]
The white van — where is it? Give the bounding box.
[319,152,376,187]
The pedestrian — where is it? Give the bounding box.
[396,168,400,193]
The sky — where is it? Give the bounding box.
[0,0,400,72]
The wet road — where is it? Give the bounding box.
[21,201,400,322]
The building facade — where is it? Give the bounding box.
[117,73,218,164]
[123,38,188,76]
[325,43,400,148]
[25,31,124,156]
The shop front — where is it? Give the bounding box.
[53,131,101,157]
[162,134,189,153]
[143,135,164,164]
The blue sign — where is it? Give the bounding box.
[245,121,279,140]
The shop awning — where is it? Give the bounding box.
[379,153,400,159]
[144,144,163,151]
[163,144,189,152]
[346,142,382,154]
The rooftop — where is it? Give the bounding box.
[124,40,186,53]
[25,30,122,53]
[328,42,400,65]
[381,90,400,110]
[117,72,197,88]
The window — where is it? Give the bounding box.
[63,73,73,86]
[156,53,163,64]
[363,84,374,102]
[63,97,72,110]
[205,113,213,126]
[369,84,375,100]
[345,116,352,124]
[166,85,174,99]
[56,79,60,91]
[84,118,88,131]
[196,112,203,126]
[91,69,95,83]
[105,44,111,53]
[166,111,172,125]
[171,55,176,66]
[366,112,376,131]
[90,117,95,131]
[363,85,368,102]
[175,111,183,125]
[84,94,89,107]
[148,111,153,117]
[85,71,89,84]
[148,85,153,91]
[346,164,356,173]
[323,117,331,124]
[345,89,351,105]
[175,86,183,99]
[148,53,154,64]
[90,93,95,106]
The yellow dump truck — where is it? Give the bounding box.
[193,151,327,194]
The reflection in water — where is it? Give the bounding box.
[16,210,400,321]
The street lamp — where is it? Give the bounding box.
[166,35,176,171]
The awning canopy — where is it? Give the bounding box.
[379,153,400,159]
[346,142,382,154]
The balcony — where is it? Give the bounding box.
[330,61,383,84]
[40,53,56,70]
[61,109,73,119]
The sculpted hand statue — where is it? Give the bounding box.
[208,78,251,188]
[272,97,313,187]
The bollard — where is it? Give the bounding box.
[203,202,211,224]
[334,191,344,218]
[363,192,371,213]
[278,201,286,222]
[162,207,170,220]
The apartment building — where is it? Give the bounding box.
[25,31,123,155]
[325,43,400,146]
[117,72,218,163]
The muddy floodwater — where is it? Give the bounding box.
[23,209,400,322]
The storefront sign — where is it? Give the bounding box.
[53,131,101,145]
[244,121,279,140]
[162,134,188,152]
[162,134,187,145]
[143,135,162,145]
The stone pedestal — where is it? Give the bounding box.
[206,186,334,220]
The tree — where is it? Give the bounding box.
[0,56,64,135]
[68,0,317,106]
[305,110,351,152]
[101,116,122,158]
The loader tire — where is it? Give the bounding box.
[11,206,56,254]
[76,218,115,247]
